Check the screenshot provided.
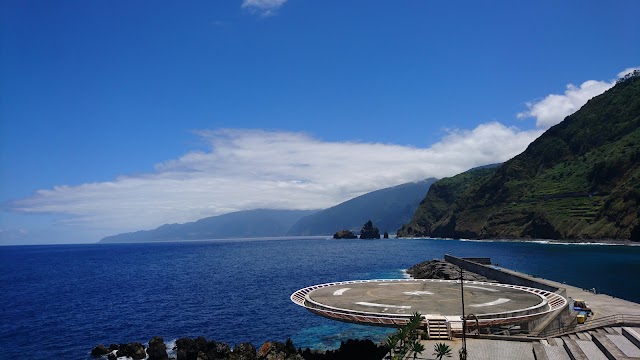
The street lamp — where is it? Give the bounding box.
[459,266,467,360]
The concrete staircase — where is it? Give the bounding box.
[426,317,450,340]
[533,327,640,360]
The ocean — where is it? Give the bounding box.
[1,238,639,359]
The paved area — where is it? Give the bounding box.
[413,327,640,359]
[306,280,544,317]
[414,339,535,360]
[493,266,640,319]
[369,262,640,359]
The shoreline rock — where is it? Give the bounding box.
[90,344,109,357]
[406,259,495,282]
[93,336,388,360]
[148,336,168,360]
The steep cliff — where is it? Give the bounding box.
[399,73,640,241]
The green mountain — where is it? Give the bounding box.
[398,73,640,241]
[99,209,317,243]
[397,166,500,238]
[287,179,436,236]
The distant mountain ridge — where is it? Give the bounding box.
[99,209,317,243]
[287,179,436,236]
[399,73,640,241]
[100,179,438,243]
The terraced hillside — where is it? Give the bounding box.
[398,72,640,241]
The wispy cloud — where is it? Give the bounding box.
[517,66,639,128]
[241,0,287,16]
[13,69,634,240]
[13,125,541,236]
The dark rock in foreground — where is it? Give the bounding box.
[300,339,388,360]
[148,336,169,360]
[116,342,146,359]
[257,340,302,360]
[233,342,258,360]
[176,336,232,360]
[407,259,494,282]
[91,344,110,357]
[93,336,387,360]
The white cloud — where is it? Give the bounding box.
[517,80,614,128]
[618,67,640,78]
[241,0,287,16]
[13,125,541,237]
[517,66,640,129]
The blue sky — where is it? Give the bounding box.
[1,0,639,244]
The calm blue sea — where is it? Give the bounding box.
[1,238,639,359]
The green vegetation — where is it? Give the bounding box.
[397,166,498,237]
[409,341,425,360]
[385,312,424,360]
[399,74,640,241]
[433,343,453,360]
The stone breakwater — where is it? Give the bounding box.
[91,336,388,360]
[406,259,495,282]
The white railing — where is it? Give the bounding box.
[290,279,567,328]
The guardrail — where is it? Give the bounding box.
[291,279,567,329]
[537,314,640,338]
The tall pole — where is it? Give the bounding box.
[459,266,467,358]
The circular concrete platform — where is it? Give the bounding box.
[291,279,567,327]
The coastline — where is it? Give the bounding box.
[398,236,639,246]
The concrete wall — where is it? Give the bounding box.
[444,254,560,293]
[444,254,571,334]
